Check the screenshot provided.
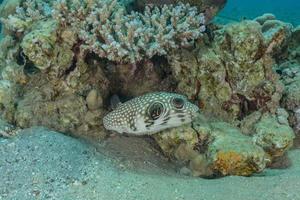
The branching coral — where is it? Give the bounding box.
[53,0,206,63]
[3,0,205,64]
[133,0,227,22]
[1,0,52,33]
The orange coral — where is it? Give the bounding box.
[214,151,258,176]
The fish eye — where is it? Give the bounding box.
[148,102,164,120]
[172,97,185,109]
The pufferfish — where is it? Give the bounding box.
[103,92,199,135]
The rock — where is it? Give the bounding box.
[239,111,262,135]
[254,13,276,25]
[0,80,17,121]
[1,15,30,34]
[0,119,19,137]
[169,20,283,122]
[21,20,74,72]
[276,108,290,125]
[15,93,88,134]
[260,19,293,56]
[86,89,103,111]
[207,122,267,176]
[1,61,28,85]
[279,62,300,137]
[106,60,171,97]
[275,25,300,147]
[154,114,268,177]
[289,26,300,64]
[154,107,295,176]
[253,112,295,158]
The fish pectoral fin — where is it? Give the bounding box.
[110,94,122,110]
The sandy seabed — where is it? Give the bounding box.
[0,127,300,200]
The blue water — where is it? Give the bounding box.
[0,0,299,27]
[217,0,300,25]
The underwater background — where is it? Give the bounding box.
[216,0,300,25]
[0,0,300,199]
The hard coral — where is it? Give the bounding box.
[0,0,22,20]
[133,0,227,22]
[1,0,52,34]
[3,0,205,64]
[20,20,70,71]
[170,20,284,122]
[78,1,206,63]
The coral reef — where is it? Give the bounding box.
[277,25,300,146]
[155,114,268,176]
[169,20,284,122]
[154,107,294,176]
[133,0,227,22]
[0,0,22,23]
[154,108,294,177]
[1,0,205,139]
[0,80,18,121]
[289,26,300,64]
[2,0,206,64]
[0,0,298,178]
[255,14,293,58]
[153,16,296,176]
[54,0,206,63]
[0,0,51,35]
[20,20,72,71]
[253,109,295,158]
[279,63,300,127]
